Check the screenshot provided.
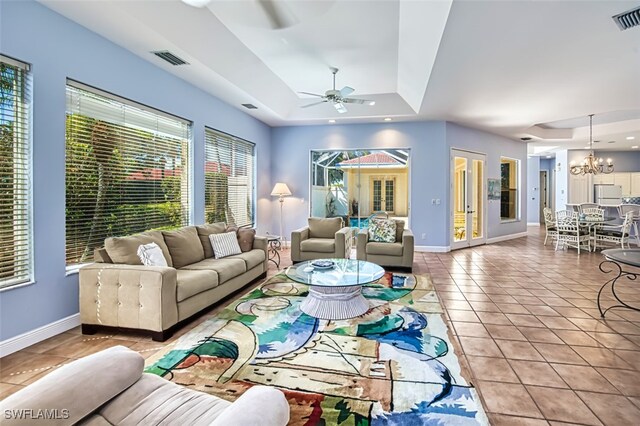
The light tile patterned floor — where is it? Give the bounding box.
[2,227,640,425]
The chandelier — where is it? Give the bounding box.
[570,114,613,175]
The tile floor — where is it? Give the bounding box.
[1,227,640,425]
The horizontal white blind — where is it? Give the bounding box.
[0,57,32,288]
[204,128,255,227]
[65,84,192,265]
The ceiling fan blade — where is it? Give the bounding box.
[257,0,300,29]
[340,86,354,97]
[302,100,328,108]
[334,102,348,114]
[342,98,368,105]
[298,91,325,98]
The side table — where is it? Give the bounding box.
[266,235,282,269]
[598,248,640,317]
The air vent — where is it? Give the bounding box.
[242,103,258,109]
[612,6,640,31]
[151,51,188,66]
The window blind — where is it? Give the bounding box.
[0,56,32,288]
[204,128,255,227]
[65,82,192,266]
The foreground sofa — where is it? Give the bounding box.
[291,217,352,263]
[0,346,290,426]
[80,223,267,341]
[356,221,414,272]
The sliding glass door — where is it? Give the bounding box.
[310,149,410,229]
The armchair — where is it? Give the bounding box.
[291,217,352,263]
[356,220,414,272]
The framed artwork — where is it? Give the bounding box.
[488,178,501,200]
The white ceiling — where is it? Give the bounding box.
[39,0,640,153]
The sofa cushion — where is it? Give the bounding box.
[210,231,242,259]
[227,249,266,270]
[196,222,227,258]
[238,227,256,252]
[176,269,219,302]
[308,217,343,239]
[366,241,404,256]
[181,258,247,284]
[105,231,173,267]
[0,346,143,426]
[394,220,405,242]
[99,373,230,426]
[369,219,397,243]
[93,247,112,263]
[300,238,335,253]
[162,226,205,269]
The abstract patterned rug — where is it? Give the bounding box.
[145,272,488,425]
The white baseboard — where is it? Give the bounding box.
[527,222,541,227]
[415,245,451,253]
[0,313,80,357]
[486,232,529,244]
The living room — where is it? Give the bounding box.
[1,1,640,425]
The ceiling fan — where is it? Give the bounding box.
[181,0,300,29]
[300,68,375,114]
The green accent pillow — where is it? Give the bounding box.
[369,219,397,243]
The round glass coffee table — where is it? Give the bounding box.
[285,259,385,320]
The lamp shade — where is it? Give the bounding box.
[271,183,292,197]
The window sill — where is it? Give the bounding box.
[0,280,36,293]
[500,219,521,224]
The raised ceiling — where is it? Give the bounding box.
[40,0,640,153]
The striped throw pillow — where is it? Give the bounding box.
[210,231,242,259]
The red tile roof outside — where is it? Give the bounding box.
[337,152,402,166]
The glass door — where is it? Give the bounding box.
[451,149,486,250]
[371,177,395,213]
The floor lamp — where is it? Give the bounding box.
[271,183,292,247]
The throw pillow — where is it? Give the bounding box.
[237,227,256,252]
[196,222,227,258]
[210,231,242,259]
[161,226,205,269]
[137,242,168,267]
[369,219,397,243]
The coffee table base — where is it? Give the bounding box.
[300,285,369,320]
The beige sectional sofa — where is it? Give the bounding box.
[79,223,267,341]
[0,345,290,426]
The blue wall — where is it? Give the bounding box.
[445,123,528,239]
[270,122,527,248]
[0,0,272,341]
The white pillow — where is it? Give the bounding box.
[137,242,168,267]
[210,231,242,259]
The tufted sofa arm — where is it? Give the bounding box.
[79,264,178,334]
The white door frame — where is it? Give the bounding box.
[450,149,487,250]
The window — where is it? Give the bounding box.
[0,56,32,289]
[65,82,192,266]
[204,128,255,227]
[500,157,519,221]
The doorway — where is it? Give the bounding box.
[371,177,395,213]
[539,170,548,225]
[451,149,486,250]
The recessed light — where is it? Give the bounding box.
[328,119,335,124]
[626,136,635,140]
[384,118,392,122]
[632,145,639,149]
[546,155,552,158]
[368,101,376,106]
[584,146,590,149]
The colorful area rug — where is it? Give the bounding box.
[145,272,488,425]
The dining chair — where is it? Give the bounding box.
[594,211,634,250]
[542,207,557,246]
[581,207,605,219]
[618,204,640,247]
[555,210,590,254]
[578,203,599,214]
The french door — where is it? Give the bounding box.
[371,177,395,213]
[451,150,486,250]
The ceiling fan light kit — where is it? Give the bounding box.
[569,114,614,176]
[300,68,375,114]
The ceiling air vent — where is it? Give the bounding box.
[242,103,258,109]
[151,50,189,66]
[612,6,640,31]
